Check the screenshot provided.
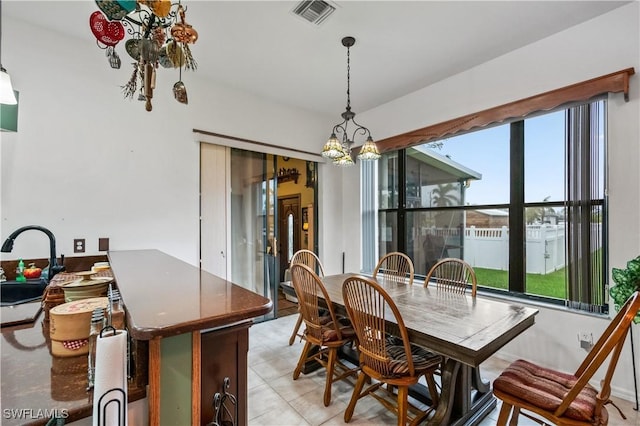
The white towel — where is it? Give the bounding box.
[92,329,128,426]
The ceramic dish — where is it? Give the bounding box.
[62,272,113,302]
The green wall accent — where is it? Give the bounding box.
[160,333,192,425]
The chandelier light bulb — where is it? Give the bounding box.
[357,136,381,161]
[322,133,344,159]
[334,152,355,167]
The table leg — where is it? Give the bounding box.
[428,359,460,425]
[427,359,496,426]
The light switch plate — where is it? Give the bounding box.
[98,238,109,252]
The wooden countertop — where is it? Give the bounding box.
[1,249,271,425]
[108,249,273,340]
[0,306,146,426]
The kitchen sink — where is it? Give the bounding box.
[0,279,48,306]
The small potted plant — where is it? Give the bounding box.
[610,255,640,323]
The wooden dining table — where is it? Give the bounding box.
[314,273,539,426]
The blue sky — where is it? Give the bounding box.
[429,110,566,206]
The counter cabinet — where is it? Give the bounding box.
[109,249,272,426]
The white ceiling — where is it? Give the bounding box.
[3,1,631,116]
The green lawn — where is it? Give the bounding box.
[474,266,567,299]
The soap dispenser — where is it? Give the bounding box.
[16,259,26,282]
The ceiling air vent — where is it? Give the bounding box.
[292,0,336,25]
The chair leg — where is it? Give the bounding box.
[425,373,439,407]
[397,385,408,426]
[323,347,337,406]
[293,341,313,380]
[344,371,367,423]
[288,313,303,345]
[496,401,513,426]
[509,407,520,426]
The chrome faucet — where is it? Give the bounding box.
[1,225,65,281]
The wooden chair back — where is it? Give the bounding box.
[373,252,414,285]
[342,275,415,377]
[290,263,340,343]
[568,290,640,420]
[291,249,325,277]
[495,290,640,425]
[425,257,477,297]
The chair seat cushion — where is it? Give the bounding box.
[493,359,598,422]
[321,316,356,342]
[385,336,441,376]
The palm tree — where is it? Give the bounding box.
[431,183,459,207]
[526,196,556,224]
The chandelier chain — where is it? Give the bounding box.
[346,44,351,110]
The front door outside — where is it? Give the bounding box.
[278,194,301,283]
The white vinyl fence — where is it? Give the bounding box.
[464,225,567,274]
[459,224,601,274]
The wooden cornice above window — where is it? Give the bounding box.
[373,68,635,154]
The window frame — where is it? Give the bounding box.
[375,100,608,312]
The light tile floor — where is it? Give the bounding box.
[248,314,640,426]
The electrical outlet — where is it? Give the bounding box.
[578,331,593,350]
[74,238,85,253]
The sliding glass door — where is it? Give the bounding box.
[201,141,319,321]
[229,149,278,321]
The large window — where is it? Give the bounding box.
[376,100,607,312]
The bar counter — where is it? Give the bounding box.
[108,249,273,425]
[2,249,272,426]
[108,249,273,340]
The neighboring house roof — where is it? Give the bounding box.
[471,209,509,217]
[407,146,482,184]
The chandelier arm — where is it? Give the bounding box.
[123,7,179,30]
[349,117,371,136]
[123,9,153,28]
[332,120,348,136]
[121,20,143,38]
[349,126,371,143]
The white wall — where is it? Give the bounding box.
[1,16,331,266]
[347,2,640,400]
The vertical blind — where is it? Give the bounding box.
[566,100,607,312]
[361,160,377,273]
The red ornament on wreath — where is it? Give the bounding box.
[89,10,124,47]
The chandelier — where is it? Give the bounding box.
[322,36,380,166]
[89,0,198,111]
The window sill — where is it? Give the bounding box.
[477,288,611,319]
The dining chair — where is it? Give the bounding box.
[423,258,482,395]
[288,249,326,345]
[290,263,359,406]
[342,275,442,426]
[494,290,640,426]
[424,257,477,297]
[373,252,415,285]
